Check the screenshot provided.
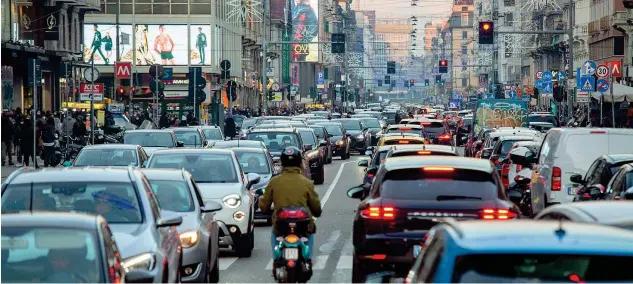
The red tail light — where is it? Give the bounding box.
[367,173,375,178]
[417,151,432,155]
[516,164,523,172]
[278,209,309,219]
[490,156,500,165]
[438,133,451,140]
[552,167,562,191]
[361,206,396,220]
[480,208,517,220]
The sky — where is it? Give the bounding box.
[353,0,453,23]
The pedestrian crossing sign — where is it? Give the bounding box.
[580,76,595,92]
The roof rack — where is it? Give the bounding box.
[440,217,464,238]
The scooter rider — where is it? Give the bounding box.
[259,146,322,274]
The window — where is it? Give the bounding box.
[461,13,469,25]
[74,149,138,167]
[461,46,467,55]
[461,6,468,11]
[234,151,271,175]
[462,78,468,87]
[148,154,238,184]
[614,36,625,56]
[148,180,195,212]
[505,13,514,26]
[462,31,468,39]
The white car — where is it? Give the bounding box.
[147,148,261,257]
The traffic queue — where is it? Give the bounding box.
[1,102,633,283]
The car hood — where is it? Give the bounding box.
[347,130,362,136]
[143,147,170,156]
[331,135,344,142]
[196,182,243,201]
[109,223,157,259]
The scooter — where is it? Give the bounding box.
[40,133,63,167]
[507,168,532,217]
[272,207,313,283]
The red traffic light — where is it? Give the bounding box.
[483,23,490,30]
[118,87,124,94]
[440,60,447,66]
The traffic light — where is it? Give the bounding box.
[409,79,415,86]
[331,33,345,53]
[439,60,448,73]
[188,69,207,105]
[149,64,165,95]
[226,80,237,102]
[478,21,494,44]
[387,61,396,74]
[118,86,124,95]
[435,75,441,84]
[384,75,391,84]
[440,79,445,86]
[424,79,429,86]
[553,83,564,102]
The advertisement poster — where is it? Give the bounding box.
[189,25,211,65]
[291,0,319,62]
[83,24,133,65]
[135,24,188,65]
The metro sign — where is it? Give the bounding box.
[115,62,132,79]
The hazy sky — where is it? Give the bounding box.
[353,0,453,22]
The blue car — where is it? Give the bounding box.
[402,219,633,283]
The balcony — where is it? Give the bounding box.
[612,11,628,27]
[56,0,100,11]
[599,16,611,31]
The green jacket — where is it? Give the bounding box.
[92,31,102,48]
[259,167,322,236]
[196,33,207,48]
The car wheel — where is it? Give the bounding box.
[340,151,347,160]
[327,148,333,164]
[314,166,325,185]
[236,228,253,257]
[352,254,366,283]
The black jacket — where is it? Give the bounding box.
[73,121,87,138]
[41,123,56,144]
[1,116,14,141]
[224,117,236,138]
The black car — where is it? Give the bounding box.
[420,120,451,145]
[347,156,520,282]
[527,113,560,127]
[357,117,383,146]
[309,125,334,164]
[171,127,208,148]
[572,154,633,201]
[332,118,370,152]
[315,122,351,159]
[296,127,327,184]
[245,128,313,180]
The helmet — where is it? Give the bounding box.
[280,146,302,168]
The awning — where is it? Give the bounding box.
[590,83,633,102]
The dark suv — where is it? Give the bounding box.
[246,128,312,180]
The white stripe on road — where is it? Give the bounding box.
[335,255,354,269]
[218,257,239,270]
[321,161,353,208]
[265,254,330,270]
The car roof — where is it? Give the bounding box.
[314,122,343,127]
[390,144,455,153]
[171,127,199,131]
[151,148,234,155]
[489,130,537,138]
[7,167,135,184]
[228,147,267,153]
[211,140,264,148]
[383,156,494,172]
[381,135,425,141]
[81,144,139,150]
[248,128,297,133]
[388,124,423,129]
[446,219,633,254]
[542,201,633,226]
[602,154,633,164]
[196,125,221,129]
[422,119,444,123]
[140,168,186,181]
[497,135,537,142]
[546,128,633,135]
[125,129,173,133]
[1,212,99,230]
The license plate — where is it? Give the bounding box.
[284,248,299,260]
[413,245,422,258]
[568,187,577,195]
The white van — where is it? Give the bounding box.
[530,128,633,216]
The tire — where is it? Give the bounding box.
[327,148,333,164]
[208,252,220,283]
[340,151,347,160]
[352,255,366,283]
[236,229,253,257]
[313,166,325,185]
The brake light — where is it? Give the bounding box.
[398,140,410,144]
[367,173,375,178]
[278,209,309,219]
[421,122,431,126]
[370,254,387,260]
[417,151,431,155]
[590,131,606,134]
[552,167,562,191]
[481,208,517,219]
[399,127,412,130]
[438,133,451,140]
[516,164,523,172]
[423,167,455,172]
[360,206,396,220]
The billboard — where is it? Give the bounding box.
[271,0,287,22]
[135,24,188,65]
[83,24,133,65]
[291,0,319,62]
[189,25,211,65]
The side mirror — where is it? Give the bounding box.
[347,186,365,199]
[345,133,351,137]
[255,188,264,195]
[201,200,223,213]
[176,141,185,147]
[303,144,313,151]
[204,141,209,146]
[63,161,72,167]
[358,160,369,167]
[319,140,327,147]
[156,215,183,227]
[624,187,633,200]
[124,269,156,283]
[570,173,584,184]
[327,134,334,138]
[247,173,261,188]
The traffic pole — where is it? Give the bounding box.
[90,57,95,145]
[32,61,37,168]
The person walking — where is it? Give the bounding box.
[73,116,87,145]
[224,112,236,140]
[41,118,56,167]
[20,118,37,168]
[1,111,15,166]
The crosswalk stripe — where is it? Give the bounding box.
[335,255,354,269]
[265,254,330,270]
[218,257,239,271]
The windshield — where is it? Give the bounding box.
[299,130,317,146]
[380,168,497,200]
[359,119,381,128]
[235,151,270,175]
[333,120,362,130]
[387,128,421,135]
[528,115,559,126]
[309,127,324,139]
[124,132,174,147]
[148,180,194,212]
[384,112,397,119]
[501,140,531,156]
[148,154,238,183]
[323,125,343,136]
[246,132,299,151]
[1,227,103,283]
[203,129,223,141]
[422,122,445,134]
[173,131,203,147]
[74,149,138,167]
[453,254,633,282]
[1,182,143,224]
[242,118,259,129]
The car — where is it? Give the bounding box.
[382,110,399,125]
[306,119,330,125]
[229,147,278,224]
[385,144,459,158]
[232,115,246,132]
[377,135,427,146]
[197,125,224,142]
[245,128,312,179]
[146,149,261,257]
[332,118,371,152]
[401,220,633,283]
[419,120,451,145]
[315,122,351,160]
[67,144,149,168]
[604,163,633,201]
[488,135,537,172]
[465,127,495,157]
[346,156,519,282]
[357,117,383,146]
[239,118,263,139]
[357,146,393,186]
[503,140,541,189]
[569,154,633,200]
[309,125,334,164]
[478,129,540,159]
[528,121,555,132]
[1,212,134,283]
[142,169,223,283]
[527,112,560,127]
[171,127,209,148]
[1,167,183,283]
[535,201,633,229]
[296,127,327,184]
[123,129,184,155]
[209,140,267,150]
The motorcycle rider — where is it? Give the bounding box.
[259,146,322,275]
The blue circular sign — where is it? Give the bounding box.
[597,78,610,93]
[535,80,544,89]
[583,61,597,76]
[541,71,553,81]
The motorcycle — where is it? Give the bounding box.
[40,133,63,167]
[507,168,532,217]
[272,207,313,283]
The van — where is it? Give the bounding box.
[530,128,633,216]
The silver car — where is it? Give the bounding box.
[146,149,261,257]
[143,169,223,283]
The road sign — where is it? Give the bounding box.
[271,82,280,92]
[317,72,324,88]
[535,71,543,79]
[576,92,589,103]
[542,82,553,94]
[290,85,298,95]
[535,80,544,89]
[28,59,42,87]
[115,62,132,79]
[220,60,231,71]
[271,91,283,102]
[79,83,104,101]
[508,90,517,99]
[557,71,566,81]
[541,71,553,81]
[597,78,610,92]
[580,76,596,92]
[611,61,622,77]
[596,65,609,78]
[551,70,559,81]
[266,67,274,77]
[162,68,174,80]
[582,60,597,76]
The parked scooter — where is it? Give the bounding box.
[271,207,313,283]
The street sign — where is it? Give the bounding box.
[115,62,132,79]
[28,59,42,87]
[535,71,543,79]
[535,80,544,89]
[610,61,622,77]
[557,71,567,81]
[580,76,596,92]
[162,68,174,80]
[271,91,283,102]
[266,67,274,77]
[596,65,609,78]
[597,78,610,92]
[508,90,517,99]
[582,60,597,76]
[551,70,559,81]
[271,82,280,92]
[542,82,553,94]
[220,60,231,71]
[79,83,104,101]
[576,92,589,103]
[541,70,553,81]
[317,72,325,88]
[290,85,298,95]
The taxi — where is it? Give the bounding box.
[377,134,427,146]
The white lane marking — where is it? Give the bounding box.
[265,255,330,270]
[335,255,354,269]
[319,229,341,253]
[321,161,354,208]
[218,257,239,270]
[342,233,354,255]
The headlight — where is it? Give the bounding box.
[179,231,199,248]
[222,194,242,208]
[122,253,156,272]
[233,211,246,222]
[356,134,364,139]
[336,140,345,145]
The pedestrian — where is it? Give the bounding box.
[41,117,56,167]
[20,118,37,168]
[159,113,170,129]
[224,112,236,140]
[178,115,188,127]
[73,116,87,145]
[1,111,15,166]
[62,112,76,137]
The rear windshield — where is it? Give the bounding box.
[173,131,203,147]
[500,140,531,156]
[422,122,445,133]
[528,115,559,126]
[380,168,497,200]
[384,112,397,119]
[335,120,362,131]
[241,118,259,129]
[383,139,425,146]
[298,130,317,146]
[453,254,633,282]
[359,119,381,128]
[74,149,138,167]
[390,151,456,158]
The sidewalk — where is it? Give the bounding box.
[1,157,47,180]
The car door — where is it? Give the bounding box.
[584,158,605,187]
[605,168,627,200]
[190,176,219,260]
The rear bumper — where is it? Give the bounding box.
[356,232,426,264]
[430,138,452,145]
